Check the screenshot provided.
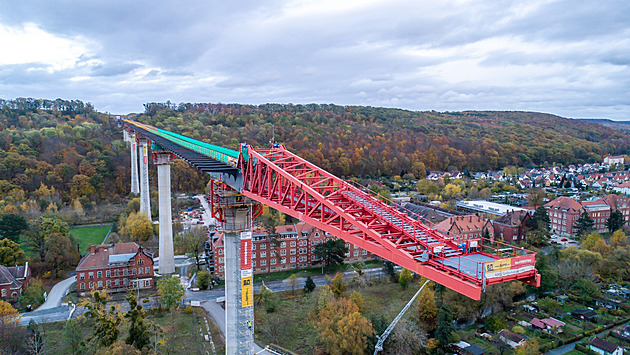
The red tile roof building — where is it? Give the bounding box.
[0,262,30,301]
[546,195,630,236]
[76,242,154,294]
[212,222,377,279]
[433,215,494,242]
[545,196,582,236]
[493,210,531,242]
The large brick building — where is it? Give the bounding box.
[546,196,583,237]
[0,262,30,301]
[76,242,154,294]
[546,194,630,236]
[433,215,494,242]
[212,222,377,279]
[582,200,611,234]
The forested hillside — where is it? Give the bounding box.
[583,118,630,134]
[1,98,627,216]
[0,98,205,216]
[136,103,630,178]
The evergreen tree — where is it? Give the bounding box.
[125,291,151,350]
[304,275,316,293]
[574,211,594,236]
[63,319,85,355]
[607,209,625,233]
[82,290,121,348]
[0,214,28,242]
[312,239,348,272]
[435,304,455,351]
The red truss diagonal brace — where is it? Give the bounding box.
[240,145,538,300]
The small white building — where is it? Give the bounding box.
[604,156,625,166]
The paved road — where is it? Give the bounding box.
[195,194,217,228]
[19,305,73,325]
[36,275,76,311]
[185,266,387,302]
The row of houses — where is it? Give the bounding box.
[403,201,530,242]
[405,191,630,242]
[424,156,629,192]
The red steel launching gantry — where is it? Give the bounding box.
[122,119,540,300]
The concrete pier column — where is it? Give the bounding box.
[154,152,175,275]
[130,133,140,194]
[223,208,255,355]
[138,138,151,219]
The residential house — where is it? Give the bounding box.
[212,222,377,279]
[0,262,31,300]
[433,215,494,242]
[556,295,569,304]
[403,201,465,226]
[76,242,154,294]
[595,297,623,310]
[613,182,630,196]
[539,318,565,334]
[571,309,598,322]
[451,341,470,353]
[493,210,530,242]
[589,337,624,355]
[497,329,525,349]
[462,344,486,355]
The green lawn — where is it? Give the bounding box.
[69,225,112,253]
[254,260,383,282]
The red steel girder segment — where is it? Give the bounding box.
[239,145,535,300]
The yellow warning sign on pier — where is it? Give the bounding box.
[241,276,253,307]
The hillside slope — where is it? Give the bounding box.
[583,118,630,134]
[135,103,630,177]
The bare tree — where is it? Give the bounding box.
[386,319,427,355]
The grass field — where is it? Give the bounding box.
[254,260,383,282]
[69,225,112,253]
[254,276,421,354]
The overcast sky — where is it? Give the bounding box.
[0,0,628,120]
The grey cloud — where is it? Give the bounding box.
[90,62,142,77]
[0,0,629,120]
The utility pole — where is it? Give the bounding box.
[373,279,431,355]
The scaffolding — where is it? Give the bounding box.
[211,180,260,354]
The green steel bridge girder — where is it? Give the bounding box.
[151,128,245,166]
